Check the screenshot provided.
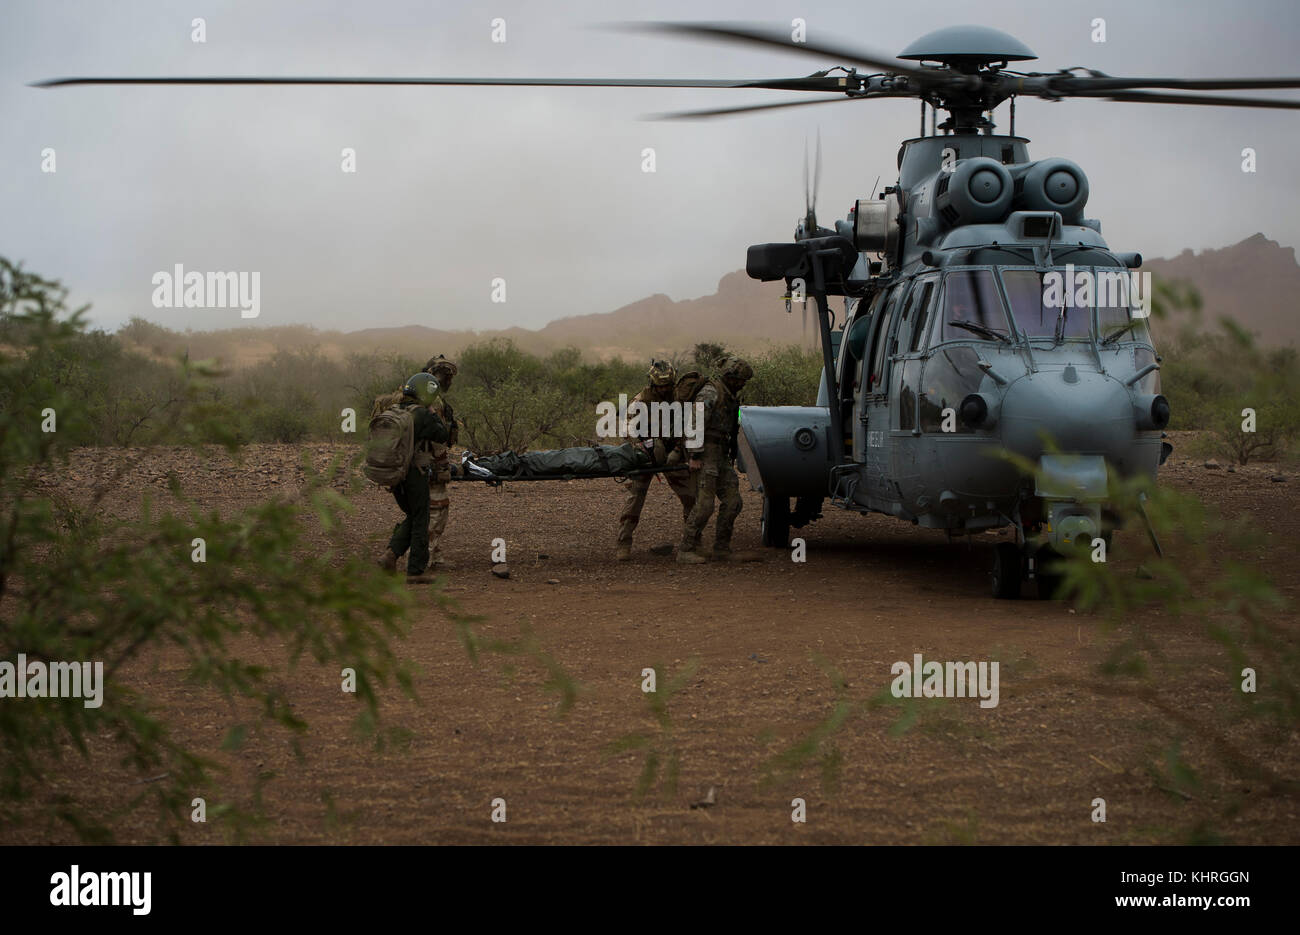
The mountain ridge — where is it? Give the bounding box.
[119,234,1299,365]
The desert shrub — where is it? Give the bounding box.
[1040,467,1297,839]
[0,266,189,446]
[745,345,824,407]
[247,400,313,443]
[0,259,418,842]
[459,337,546,394]
[689,341,728,373]
[342,351,423,418]
[1157,282,1300,463]
[657,342,823,407]
[117,316,183,359]
[453,339,647,452]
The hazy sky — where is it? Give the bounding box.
[3,0,1299,334]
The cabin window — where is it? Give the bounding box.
[931,269,1011,345]
[844,306,873,364]
[919,346,983,434]
[866,287,903,393]
[908,280,937,352]
[896,359,921,430]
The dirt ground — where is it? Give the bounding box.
[6,434,1299,845]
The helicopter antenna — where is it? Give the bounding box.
[870,175,880,199]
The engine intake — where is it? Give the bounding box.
[1014,157,1089,221]
[934,157,1014,227]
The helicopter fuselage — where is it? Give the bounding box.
[738,134,1170,589]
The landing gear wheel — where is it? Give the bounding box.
[991,542,1023,599]
[1035,547,1063,600]
[761,494,791,548]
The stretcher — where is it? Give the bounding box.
[453,442,689,486]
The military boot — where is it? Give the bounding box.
[615,543,632,561]
[711,545,733,562]
[676,549,708,564]
[377,548,398,572]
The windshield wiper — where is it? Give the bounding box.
[1100,322,1137,346]
[948,320,1011,344]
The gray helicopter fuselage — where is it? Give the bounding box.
[738,135,1167,543]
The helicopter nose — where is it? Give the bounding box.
[998,365,1135,461]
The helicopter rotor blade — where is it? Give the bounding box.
[651,89,918,120]
[630,21,945,85]
[1058,75,1300,93]
[32,74,857,90]
[1072,88,1300,110]
[649,94,866,120]
[803,142,811,220]
[812,128,822,217]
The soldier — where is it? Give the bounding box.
[377,373,450,583]
[615,360,697,561]
[371,356,461,568]
[678,356,753,564]
[422,355,460,568]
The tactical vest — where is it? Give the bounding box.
[699,379,739,448]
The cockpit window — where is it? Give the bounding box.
[1001,269,1091,339]
[931,270,1011,345]
[1096,272,1154,346]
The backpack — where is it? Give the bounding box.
[673,370,708,404]
[370,389,404,421]
[364,404,416,487]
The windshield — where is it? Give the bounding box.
[932,269,1011,345]
[1001,268,1091,340]
[1096,273,1154,345]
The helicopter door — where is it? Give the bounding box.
[894,276,938,431]
[892,276,938,507]
[853,284,905,468]
[840,292,880,452]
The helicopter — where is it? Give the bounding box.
[37,22,1300,597]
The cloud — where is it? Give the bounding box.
[3,0,1298,333]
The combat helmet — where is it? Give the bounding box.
[402,372,440,406]
[720,356,754,386]
[647,359,676,388]
[424,355,459,381]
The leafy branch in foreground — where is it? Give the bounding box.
[606,659,699,799]
[0,262,419,842]
[758,461,1295,841]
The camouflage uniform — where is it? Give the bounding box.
[372,356,461,567]
[382,382,449,580]
[679,357,753,562]
[616,361,696,559]
[422,357,460,566]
